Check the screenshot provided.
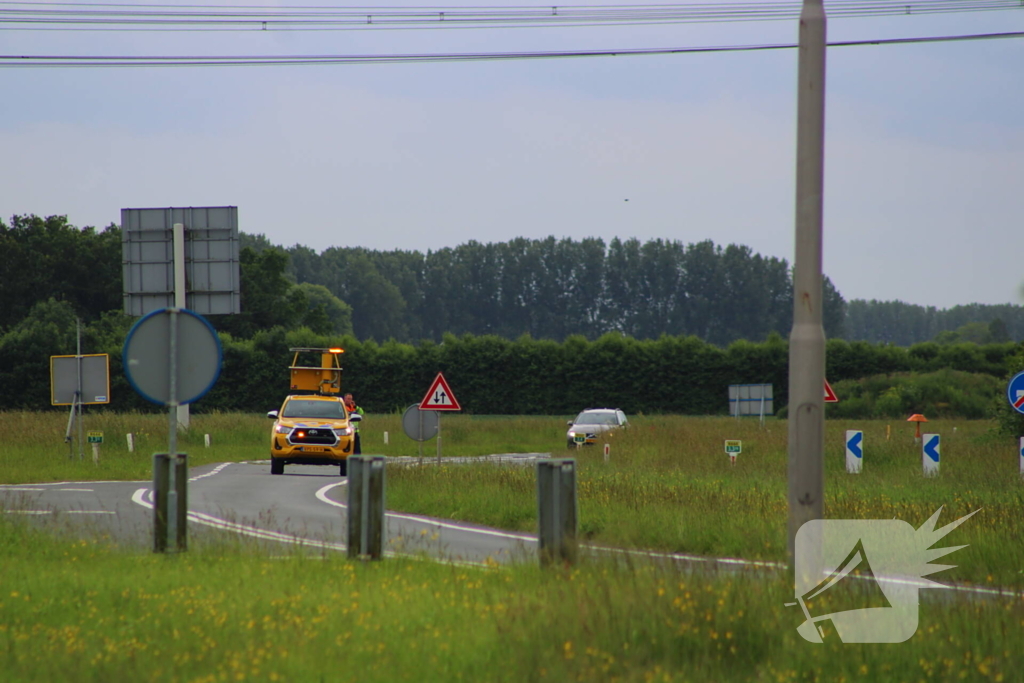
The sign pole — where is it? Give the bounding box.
[173,223,191,432]
[436,414,442,465]
[166,308,180,549]
[75,318,85,459]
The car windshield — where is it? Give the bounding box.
[281,400,345,419]
[575,412,618,426]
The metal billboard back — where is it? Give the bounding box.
[728,383,774,416]
[122,206,241,316]
[50,354,110,405]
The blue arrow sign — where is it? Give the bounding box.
[847,431,863,459]
[1007,371,1024,415]
[924,435,940,463]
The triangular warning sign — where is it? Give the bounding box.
[419,372,461,411]
[824,380,839,403]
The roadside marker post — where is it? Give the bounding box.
[126,433,135,452]
[204,434,211,448]
[88,431,103,465]
[537,459,578,567]
[923,434,940,477]
[603,443,610,462]
[1019,437,1024,480]
[845,430,863,474]
[384,431,389,445]
[347,456,386,560]
[725,440,742,465]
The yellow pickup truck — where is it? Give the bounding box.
[267,348,361,476]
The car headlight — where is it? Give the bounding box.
[274,425,291,434]
[568,431,576,437]
[334,427,353,437]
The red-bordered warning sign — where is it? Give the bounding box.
[419,372,461,411]
[824,379,839,403]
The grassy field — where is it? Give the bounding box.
[2,410,1023,681]
[2,513,1022,683]
[2,410,1022,587]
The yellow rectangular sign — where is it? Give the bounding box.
[724,439,742,454]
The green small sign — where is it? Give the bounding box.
[724,439,742,454]
[87,431,104,444]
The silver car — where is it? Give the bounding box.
[566,408,628,448]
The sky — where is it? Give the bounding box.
[2,1,1023,310]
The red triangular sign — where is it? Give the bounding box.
[824,379,839,403]
[419,372,461,411]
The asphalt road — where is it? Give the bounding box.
[0,458,540,565]
[2,459,1019,602]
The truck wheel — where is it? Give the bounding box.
[271,459,284,475]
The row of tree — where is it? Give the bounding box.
[1,296,1018,415]
[844,300,1024,346]
[261,235,847,345]
[4,214,1022,349]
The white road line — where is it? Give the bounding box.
[315,481,536,542]
[130,486,490,568]
[59,488,94,492]
[189,462,232,482]
[0,487,45,491]
[3,510,114,515]
[1,480,147,487]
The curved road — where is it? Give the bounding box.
[3,460,1022,602]
[0,459,539,565]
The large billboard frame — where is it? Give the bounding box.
[122,206,241,316]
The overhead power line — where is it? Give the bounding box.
[2,30,1021,67]
[0,0,1021,32]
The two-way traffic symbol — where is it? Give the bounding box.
[419,372,461,411]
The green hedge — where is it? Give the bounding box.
[3,319,1019,416]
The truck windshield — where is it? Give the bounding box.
[282,400,345,419]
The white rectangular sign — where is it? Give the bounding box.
[922,433,940,477]
[845,430,863,474]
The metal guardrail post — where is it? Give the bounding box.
[347,456,386,560]
[537,458,578,567]
[153,453,170,553]
[174,454,188,551]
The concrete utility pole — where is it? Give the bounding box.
[788,0,827,567]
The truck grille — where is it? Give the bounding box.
[287,428,338,446]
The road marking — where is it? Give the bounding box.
[4,510,114,515]
[0,487,45,491]
[130,487,491,568]
[59,488,95,492]
[2,480,147,486]
[315,482,537,542]
[189,462,232,482]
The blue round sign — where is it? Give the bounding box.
[123,308,222,406]
[1007,371,1024,415]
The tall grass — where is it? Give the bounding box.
[3,411,1022,587]
[1,514,1022,683]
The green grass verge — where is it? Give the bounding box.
[1,515,1021,683]
[3,412,1022,588]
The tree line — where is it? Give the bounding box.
[3,214,1021,350]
